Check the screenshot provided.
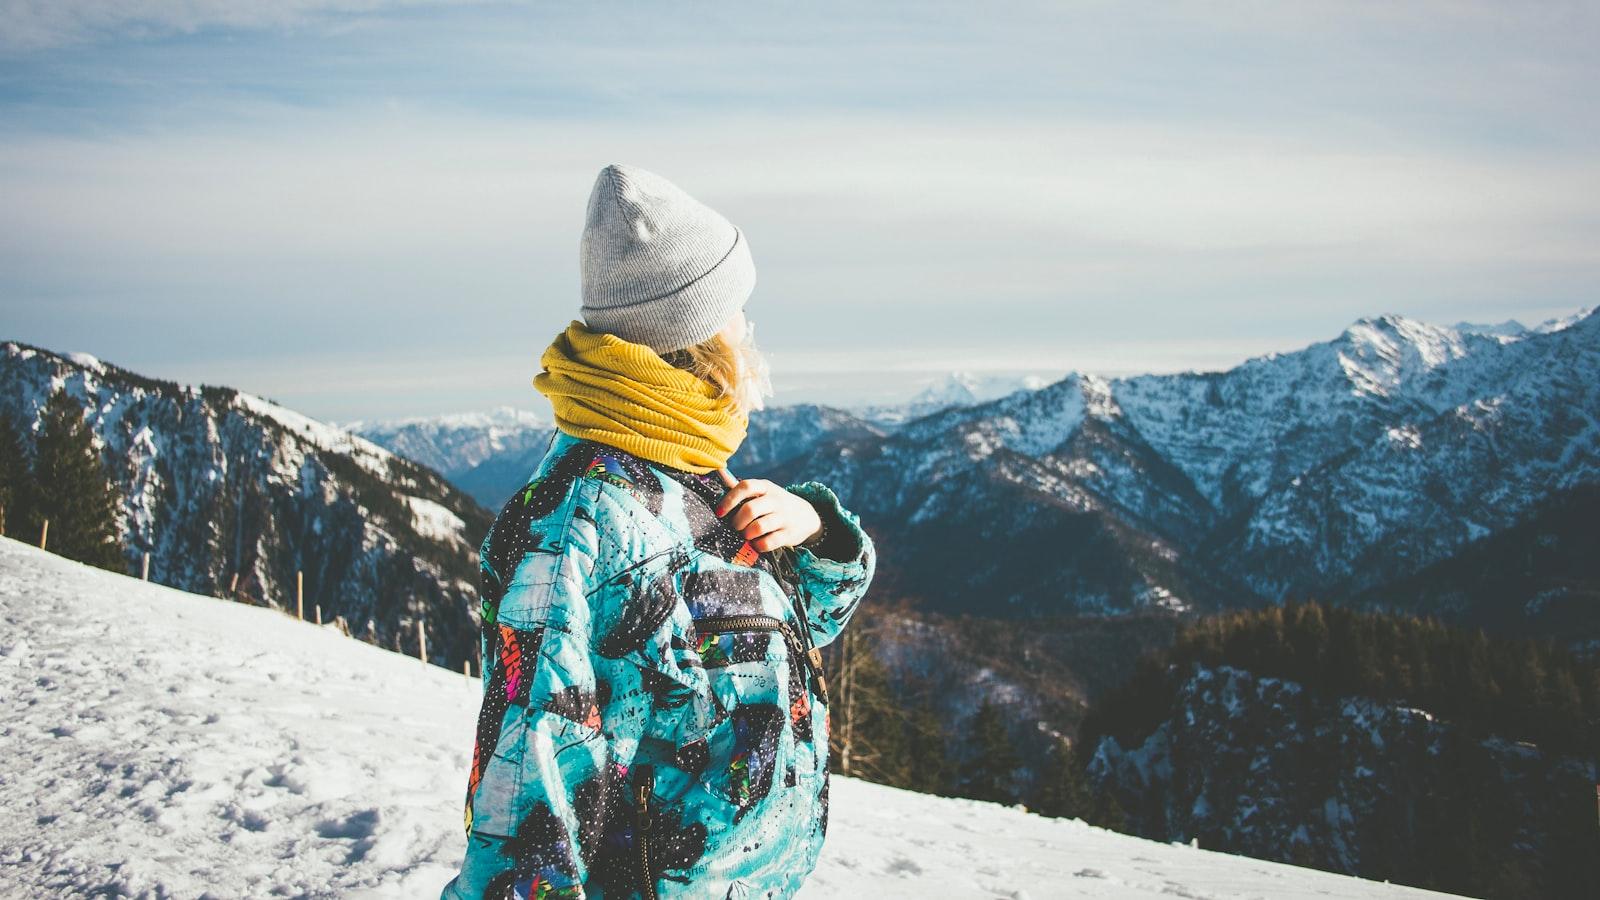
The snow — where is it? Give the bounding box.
[341,406,545,435]
[405,495,466,542]
[0,537,1464,899]
[1528,306,1594,334]
[65,351,105,373]
[352,406,554,482]
[235,391,395,479]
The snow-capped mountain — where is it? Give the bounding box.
[344,406,547,477]
[1453,307,1595,340]
[0,536,1463,899]
[730,403,887,472]
[848,370,1053,429]
[348,407,553,509]
[765,307,1600,625]
[0,341,489,670]
[1206,308,1599,599]
[348,307,1598,636]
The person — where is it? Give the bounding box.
[440,163,877,899]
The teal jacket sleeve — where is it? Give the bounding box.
[783,480,877,650]
[442,477,669,900]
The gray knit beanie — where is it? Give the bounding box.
[580,163,757,354]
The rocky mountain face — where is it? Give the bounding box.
[1196,311,1600,601]
[1349,483,1600,657]
[764,308,1600,631]
[1086,663,1596,898]
[0,342,490,670]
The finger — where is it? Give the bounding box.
[743,516,784,549]
[750,526,799,553]
[728,495,777,532]
[714,478,767,516]
[716,467,737,489]
[714,481,750,517]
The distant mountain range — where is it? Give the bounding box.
[764,308,1600,640]
[6,305,1594,681]
[356,308,1598,644]
[345,371,1048,508]
[343,407,554,510]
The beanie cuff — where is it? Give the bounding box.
[582,227,756,354]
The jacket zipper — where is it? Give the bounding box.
[692,614,828,705]
[635,762,656,900]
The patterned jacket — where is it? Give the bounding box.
[440,428,877,899]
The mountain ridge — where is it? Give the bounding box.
[0,339,490,671]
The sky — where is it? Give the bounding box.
[2,0,1597,422]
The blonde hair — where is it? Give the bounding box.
[660,333,754,419]
[661,331,800,581]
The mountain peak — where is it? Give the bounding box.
[1452,318,1529,339]
[1530,305,1597,335]
[1332,314,1472,397]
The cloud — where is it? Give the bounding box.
[3,105,1594,278]
[3,0,1597,419]
[0,0,477,53]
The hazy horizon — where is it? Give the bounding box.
[8,302,1591,425]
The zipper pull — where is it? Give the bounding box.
[634,764,654,831]
[634,762,656,900]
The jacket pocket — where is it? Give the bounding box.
[682,613,818,812]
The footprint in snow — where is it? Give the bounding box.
[884,855,923,876]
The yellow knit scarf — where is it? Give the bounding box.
[532,319,748,474]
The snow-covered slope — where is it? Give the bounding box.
[0,537,1461,899]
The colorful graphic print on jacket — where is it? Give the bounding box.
[441,429,877,900]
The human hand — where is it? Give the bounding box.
[713,467,823,552]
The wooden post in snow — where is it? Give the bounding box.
[228,572,238,596]
[141,552,150,581]
[39,519,48,551]
[417,620,428,664]
[315,604,322,626]
[463,659,471,677]
[296,571,304,620]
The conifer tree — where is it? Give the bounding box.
[0,410,29,537]
[956,699,1021,805]
[29,389,124,570]
[1031,737,1093,819]
[1088,782,1129,833]
[901,703,957,796]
